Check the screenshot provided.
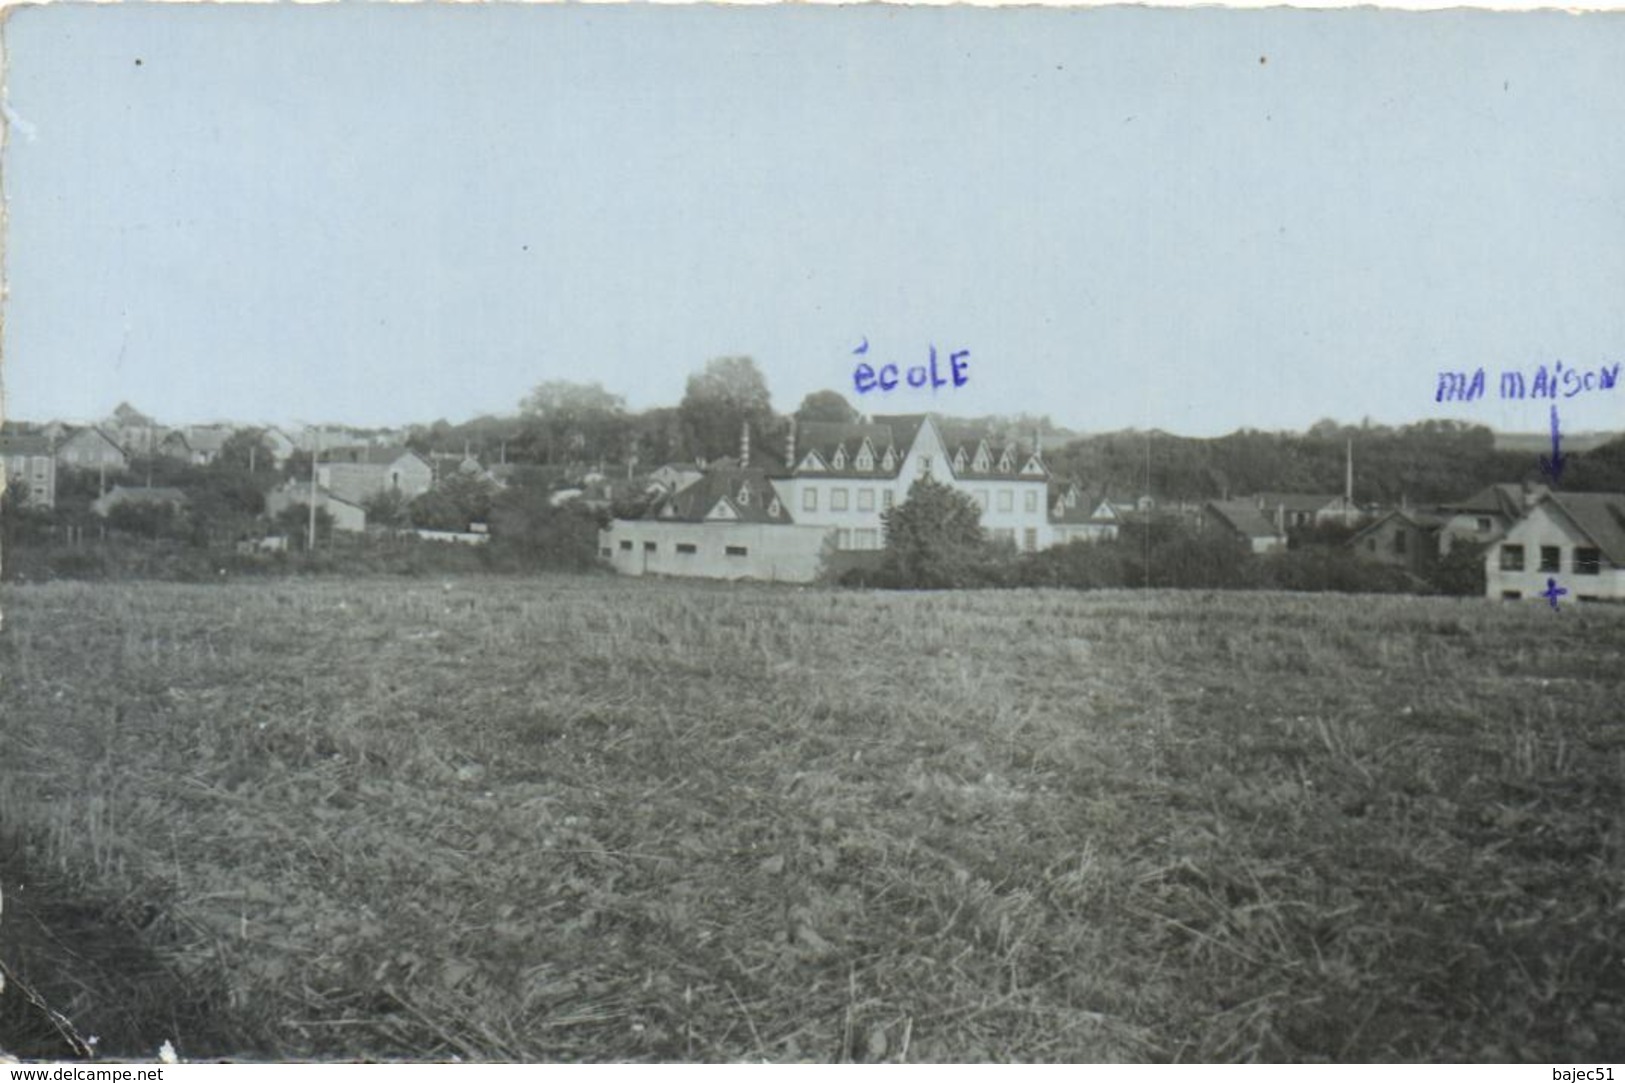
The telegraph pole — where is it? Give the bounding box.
[308,427,320,552]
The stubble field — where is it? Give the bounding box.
[1,575,1622,1062]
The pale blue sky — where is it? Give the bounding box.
[4,4,1623,437]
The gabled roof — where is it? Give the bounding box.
[56,426,125,453]
[1444,483,1546,518]
[1348,507,1448,545]
[1540,492,1625,566]
[326,445,425,467]
[791,422,907,478]
[274,480,366,511]
[652,468,794,524]
[937,423,1048,481]
[1254,492,1345,514]
[1206,500,1286,541]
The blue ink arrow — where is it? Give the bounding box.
[1539,403,1566,486]
[1542,576,1568,610]
[852,336,869,356]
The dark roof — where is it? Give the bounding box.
[790,421,909,478]
[1349,507,1448,544]
[0,433,54,456]
[653,468,793,524]
[1206,500,1285,540]
[327,445,422,466]
[1545,492,1625,566]
[1444,483,1545,518]
[1254,492,1344,514]
[1049,483,1116,525]
[276,481,365,511]
[939,427,1048,481]
[57,425,124,451]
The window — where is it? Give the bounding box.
[997,490,1013,513]
[857,488,875,512]
[974,490,989,511]
[918,455,933,476]
[832,447,847,469]
[1500,544,1525,571]
[855,528,879,550]
[856,445,874,470]
[882,490,894,510]
[1476,517,1493,533]
[676,543,697,555]
[973,447,990,472]
[1394,531,1408,555]
[831,488,849,511]
[1540,546,1561,572]
[802,488,818,512]
[1575,547,1602,575]
[1502,590,1523,600]
[736,483,751,506]
[998,449,1015,473]
[643,541,657,553]
[1024,490,1038,514]
[1023,528,1038,552]
[768,497,782,518]
[725,545,748,557]
[619,540,633,551]
[599,547,612,558]
[836,529,852,550]
[881,448,896,471]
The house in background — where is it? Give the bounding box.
[1048,482,1120,544]
[262,427,298,467]
[1,433,58,508]
[1201,500,1288,554]
[54,426,129,474]
[264,481,367,533]
[91,485,188,518]
[1440,482,1547,554]
[317,446,433,506]
[602,466,829,582]
[1253,492,1362,531]
[1348,508,1447,575]
[104,402,164,457]
[1487,491,1625,602]
[648,462,704,495]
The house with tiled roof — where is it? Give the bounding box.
[1201,500,1288,554]
[1348,507,1449,575]
[1049,481,1120,544]
[1487,491,1625,602]
[264,481,367,533]
[316,446,433,506]
[54,426,128,475]
[1,432,57,508]
[1253,492,1361,531]
[602,463,830,582]
[1440,482,1547,554]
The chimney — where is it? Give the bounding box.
[740,422,750,469]
[1035,428,1043,458]
[1345,438,1353,504]
[785,417,796,468]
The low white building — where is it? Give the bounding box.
[1486,492,1625,602]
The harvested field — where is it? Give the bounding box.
[2,576,1623,1061]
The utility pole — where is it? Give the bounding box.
[308,428,320,552]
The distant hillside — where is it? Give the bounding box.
[1492,430,1620,454]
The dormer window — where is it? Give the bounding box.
[798,451,826,473]
[737,482,751,506]
[998,449,1015,473]
[832,446,847,469]
[768,496,782,518]
[952,448,968,473]
[973,443,991,473]
[1021,455,1045,476]
[855,440,875,471]
[881,448,896,471]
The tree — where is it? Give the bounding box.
[519,381,628,465]
[879,476,1002,588]
[409,473,496,532]
[273,503,335,549]
[487,480,602,571]
[216,428,276,475]
[794,390,860,425]
[677,356,774,462]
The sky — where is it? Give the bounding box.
[3,4,1624,438]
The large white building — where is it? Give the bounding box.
[600,414,1109,582]
[1486,491,1625,602]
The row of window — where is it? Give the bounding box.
[802,487,895,513]
[990,527,1041,552]
[1500,544,1602,575]
[834,528,882,551]
[971,489,1040,514]
[615,539,749,557]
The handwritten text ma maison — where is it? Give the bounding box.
[1435,360,1621,403]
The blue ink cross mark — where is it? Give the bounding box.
[1542,576,1568,610]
